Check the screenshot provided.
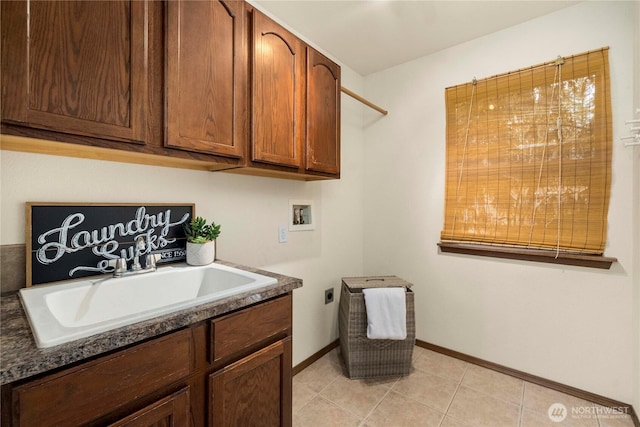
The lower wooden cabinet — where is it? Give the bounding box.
[1,294,293,427]
[210,338,292,427]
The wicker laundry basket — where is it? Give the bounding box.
[339,276,415,379]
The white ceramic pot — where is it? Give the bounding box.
[186,241,216,266]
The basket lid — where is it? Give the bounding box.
[342,276,412,290]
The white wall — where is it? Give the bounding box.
[632,0,640,414]
[0,68,366,368]
[362,1,637,404]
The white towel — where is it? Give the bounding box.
[362,287,407,340]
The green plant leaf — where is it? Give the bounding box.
[184,216,222,243]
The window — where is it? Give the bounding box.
[439,48,616,268]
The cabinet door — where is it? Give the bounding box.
[251,10,305,169]
[306,47,341,176]
[108,387,191,427]
[209,338,292,427]
[0,0,149,144]
[165,0,246,158]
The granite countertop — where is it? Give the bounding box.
[0,260,302,385]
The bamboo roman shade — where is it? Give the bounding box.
[441,48,612,255]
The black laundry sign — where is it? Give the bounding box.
[27,203,194,285]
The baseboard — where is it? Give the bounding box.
[292,339,339,376]
[416,340,639,427]
[293,338,638,427]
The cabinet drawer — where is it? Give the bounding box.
[12,329,192,427]
[210,294,291,363]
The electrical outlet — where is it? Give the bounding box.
[278,225,287,243]
[324,288,334,304]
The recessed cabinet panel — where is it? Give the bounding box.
[165,0,246,158]
[0,0,149,144]
[306,47,341,175]
[108,387,191,427]
[251,10,304,168]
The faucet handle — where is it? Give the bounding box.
[145,253,162,269]
[108,258,128,276]
[136,236,146,250]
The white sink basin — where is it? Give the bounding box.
[19,263,277,348]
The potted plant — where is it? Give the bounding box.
[183,216,222,266]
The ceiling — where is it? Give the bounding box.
[254,0,579,76]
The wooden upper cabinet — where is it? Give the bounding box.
[165,0,246,158]
[1,0,341,180]
[250,10,305,169]
[0,0,149,144]
[306,47,341,176]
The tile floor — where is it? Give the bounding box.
[293,346,636,427]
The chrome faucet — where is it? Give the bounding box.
[131,236,145,271]
[108,236,161,278]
